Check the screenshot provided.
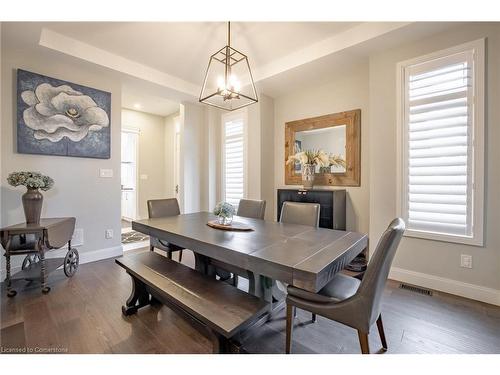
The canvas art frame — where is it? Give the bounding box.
[17,69,111,159]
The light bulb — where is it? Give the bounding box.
[217,76,225,91]
[229,75,240,92]
[233,80,241,93]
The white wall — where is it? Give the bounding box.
[273,62,370,232]
[180,102,207,213]
[164,112,179,199]
[260,95,275,220]
[1,27,122,271]
[369,23,500,302]
[122,108,172,219]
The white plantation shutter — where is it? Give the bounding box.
[398,40,485,245]
[222,113,246,207]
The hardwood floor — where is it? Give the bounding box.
[1,248,499,354]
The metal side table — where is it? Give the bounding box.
[1,217,78,296]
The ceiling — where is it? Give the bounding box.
[2,21,462,110]
[122,87,180,117]
[46,22,361,85]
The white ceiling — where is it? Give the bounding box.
[122,87,180,117]
[2,22,462,108]
[46,22,361,85]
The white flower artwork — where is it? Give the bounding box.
[17,69,111,159]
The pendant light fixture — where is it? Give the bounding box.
[199,22,258,111]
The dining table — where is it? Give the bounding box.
[132,212,368,315]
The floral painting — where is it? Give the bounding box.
[17,69,111,158]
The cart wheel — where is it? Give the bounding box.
[64,248,79,277]
[7,289,17,297]
[42,286,51,294]
[22,254,40,270]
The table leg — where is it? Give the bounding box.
[194,252,210,275]
[5,236,16,297]
[39,248,50,294]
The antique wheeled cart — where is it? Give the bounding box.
[1,217,78,296]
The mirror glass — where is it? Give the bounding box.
[293,125,347,174]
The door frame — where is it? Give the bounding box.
[121,128,140,221]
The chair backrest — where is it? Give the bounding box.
[237,199,266,220]
[356,218,405,325]
[147,198,181,219]
[280,201,320,227]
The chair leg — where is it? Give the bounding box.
[150,245,154,251]
[376,314,388,351]
[286,304,295,354]
[178,250,183,263]
[311,313,317,323]
[167,251,172,260]
[232,274,238,287]
[357,330,370,354]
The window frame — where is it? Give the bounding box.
[220,108,248,208]
[396,38,485,246]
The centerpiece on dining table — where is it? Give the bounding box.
[207,201,254,231]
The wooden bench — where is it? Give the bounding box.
[115,252,269,353]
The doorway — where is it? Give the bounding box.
[121,129,139,230]
[173,116,181,203]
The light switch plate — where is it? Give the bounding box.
[99,168,113,178]
[140,174,148,180]
[105,229,114,239]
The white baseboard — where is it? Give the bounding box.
[1,245,123,280]
[389,267,500,306]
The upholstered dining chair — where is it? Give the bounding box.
[276,202,321,306]
[237,199,266,220]
[285,218,405,354]
[213,199,267,287]
[280,201,320,227]
[147,198,185,262]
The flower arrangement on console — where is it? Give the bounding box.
[286,149,346,189]
[7,171,54,224]
[213,201,236,226]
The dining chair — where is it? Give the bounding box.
[276,202,321,308]
[147,198,185,262]
[213,199,267,287]
[285,218,405,354]
[237,199,266,220]
[280,201,320,227]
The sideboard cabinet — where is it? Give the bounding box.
[277,189,346,230]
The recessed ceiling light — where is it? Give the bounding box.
[133,103,142,109]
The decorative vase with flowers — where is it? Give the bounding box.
[286,149,346,189]
[213,201,236,226]
[7,171,54,224]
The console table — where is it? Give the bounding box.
[277,189,367,274]
[1,217,78,296]
[277,189,346,230]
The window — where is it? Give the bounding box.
[397,39,484,246]
[221,110,247,208]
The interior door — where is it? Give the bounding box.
[173,117,181,201]
[121,130,138,221]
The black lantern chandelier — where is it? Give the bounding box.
[199,22,258,111]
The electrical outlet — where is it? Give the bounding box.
[71,228,84,247]
[105,229,114,239]
[99,168,113,178]
[460,254,472,269]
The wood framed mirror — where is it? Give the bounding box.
[285,109,361,187]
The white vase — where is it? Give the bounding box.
[217,214,233,225]
[302,164,315,189]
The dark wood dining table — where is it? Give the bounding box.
[132,212,368,310]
